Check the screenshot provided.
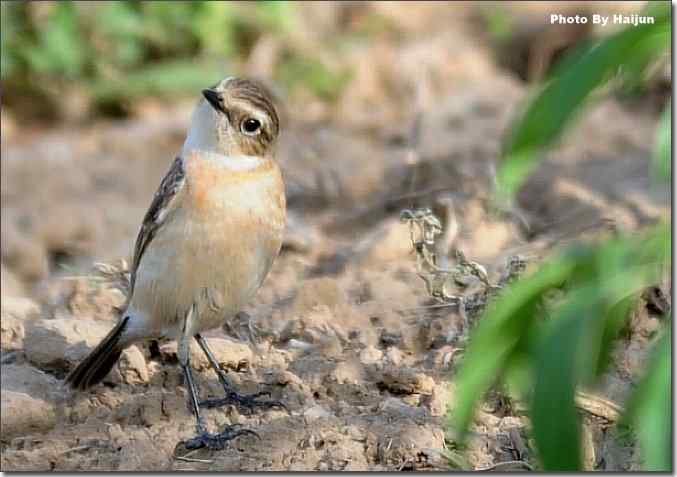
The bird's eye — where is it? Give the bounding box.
[241,118,262,135]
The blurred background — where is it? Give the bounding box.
[0,1,671,472]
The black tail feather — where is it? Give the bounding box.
[66,316,130,390]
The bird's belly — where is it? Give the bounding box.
[130,176,284,339]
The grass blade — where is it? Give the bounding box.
[530,297,595,470]
[497,5,670,200]
[651,101,671,185]
[622,331,672,471]
[450,257,576,439]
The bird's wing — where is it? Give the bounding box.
[129,156,186,294]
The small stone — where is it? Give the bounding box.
[1,364,61,400]
[287,339,314,351]
[109,345,148,385]
[0,390,56,438]
[331,359,363,385]
[378,367,435,395]
[1,315,24,351]
[1,296,40,321]
[205,337,253,370]
[384,347,404,366]
[1,297,40,351]
[159,337,253,372]
[303,404,332,421]
[263,369,303,387]
[23,318,111,369]
[359,345,383,365]
[429,345,460,369]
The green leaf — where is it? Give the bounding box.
[651,101,671,185]
[630,221,671,279]
[450,257,576,439]
[595,294,636,376]
[450,221,670,462]
[530,293,597,470]
[530,275,649,470]
[497,6,670,200]
[622,331,671,471]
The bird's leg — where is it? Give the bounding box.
[178,309,258,450]
[194,333,287,414]
[182,358,206,432]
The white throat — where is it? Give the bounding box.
[182,100,221,156]
[181,99,267,172]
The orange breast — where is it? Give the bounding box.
[185,155,277,213]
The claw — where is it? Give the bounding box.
[183,425,260,450]
[199,391,289,415]
[193,334,290,417]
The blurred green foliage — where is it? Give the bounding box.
[622,330,671,471]
[1,1,349,117]
[278,55,351,102]
[479,3,515,44]
[450,2,671,471]
[496,3,670,201]
[651,99,671,186]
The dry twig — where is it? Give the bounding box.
[475,460,534,471]
[58,445,92,456]
[174,456,214,464]
[400,207,528,321]
[575,391,624,423]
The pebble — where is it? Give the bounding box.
[23,318,111,369]
[359,345,383,365]
[110,345,149,385]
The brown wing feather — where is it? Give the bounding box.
[129,156,185,294]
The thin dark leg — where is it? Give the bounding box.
[194,333,287,414]
[182,362,205,431]
[194,334,237,391]
[181,359,258,450]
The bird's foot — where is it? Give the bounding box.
[183,424,259,450]
[200,390,288,414]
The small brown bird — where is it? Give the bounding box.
[67,77,286,449]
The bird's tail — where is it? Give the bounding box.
[66,316,130,390]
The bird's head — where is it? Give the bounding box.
[183,77,280,158]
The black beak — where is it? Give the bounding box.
[202,88,224,113]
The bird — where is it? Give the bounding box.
[66,77,286,450]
